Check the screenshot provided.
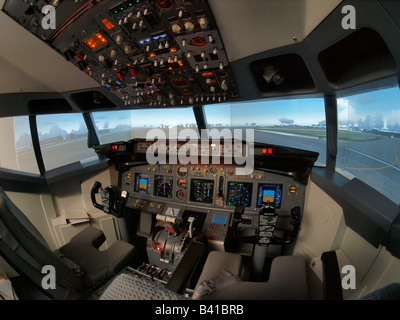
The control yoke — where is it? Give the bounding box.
[90,181,128,217]
[231,204,302,246]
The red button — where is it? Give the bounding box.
[117,72,125,81]
[130,68,138,78]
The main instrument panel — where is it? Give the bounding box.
[122,162,304,213]
[3,0,239,108]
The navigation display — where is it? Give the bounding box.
[256,184,283,208]
[134,173,151,194]
[190,179,214,203]
[226,181,253,207]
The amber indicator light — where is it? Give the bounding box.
[102,19,115,30]
[84,33,107,49]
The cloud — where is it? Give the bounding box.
[337,98,358,125]
[70,122,88,135]
[16,133,32,149]
[356,94,376,105]
[358,111,384,130]
[387,109,400,132]
[279,117,294,125]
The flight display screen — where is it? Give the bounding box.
[134,173,151,194]
[226,181,253,207]
[190,179,214,203]
[154,175,173,198]
[256,184,283,208]
[211,214,227,225]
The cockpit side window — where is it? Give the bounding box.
[0,116,40,174]
[35,113,98,171]
[336,87,400,205]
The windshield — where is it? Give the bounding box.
[203,98,327,166]
[92,107,199,144]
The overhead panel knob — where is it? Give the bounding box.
[171,23,182,33]
[198,17,208,29]
[116,35,123,45]
[124,45,132,53]
[221,80,228,91]
[184,21,195,31]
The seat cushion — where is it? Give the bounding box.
[195,251,243,290]
[59,226,137,288]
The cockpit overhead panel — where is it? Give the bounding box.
[2,0,239,108]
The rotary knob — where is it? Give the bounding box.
[184,21,195,31]
[171,23,182,33]
[124,45,132,53]
[198,17,208,29]
[116,35,123,45]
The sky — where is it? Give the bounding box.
[13,86,400,147]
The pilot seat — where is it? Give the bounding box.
[0,187,139,299]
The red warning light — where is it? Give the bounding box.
[262,148,273,154]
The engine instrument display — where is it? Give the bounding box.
[154,175,173,198]
[190,179,214,204]
[256,184,283,208]
[135,173,151,194]
[226,181,253,207]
